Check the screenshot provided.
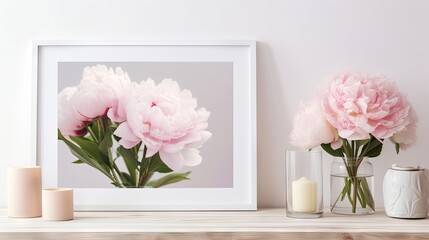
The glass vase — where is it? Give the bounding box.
[286,150,323,218]
[330,157,375,215]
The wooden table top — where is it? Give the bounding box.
[1,208,428,239]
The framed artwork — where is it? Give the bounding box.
[32,40,256,210]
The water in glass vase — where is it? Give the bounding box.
[330,174,375,215]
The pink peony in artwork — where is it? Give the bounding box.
[69,65,131,122]
[114,79,212,171]
[58,65,211,188]
[58,87,88,136]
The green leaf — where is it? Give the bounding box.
[364,137,383,158]
[355,139,371,153]
[72,159,84,164]
[69,136,109,166]
[98,125,113,156]
[111,182,122,187]
[98,119,113,156]
[141,152,173,174]
[395,143,400,154]
[152,153,174,173]
[321,143,343,157]
[58,129,113,180]
[366,144,383,158]
[118,146,140,181]
[119,172,133,187]
[113,135,121,142]
[146,171,191,188]
[356,139,371,147]
[118,146,140,169]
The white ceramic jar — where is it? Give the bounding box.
[383,164,429,219]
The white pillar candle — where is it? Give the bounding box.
[292,176,317,212]
[7,166,42,218]
[42,188,74,221]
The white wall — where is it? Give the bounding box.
[1,0,429,209]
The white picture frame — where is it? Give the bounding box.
[32,40,257,211]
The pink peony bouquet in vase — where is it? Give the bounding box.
[290,72,417,215]
[58,65,212,188]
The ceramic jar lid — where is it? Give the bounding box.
[391,164,422,171]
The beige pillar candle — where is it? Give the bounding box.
[7,166,42,218]
[42,188,74,221]
[292,176,317,212]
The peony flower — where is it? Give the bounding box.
[391,107,418,150]
[69,65,131,122]
[58,87,87,136]
[114,78,212,171]
[289,99,338,149]
[322,72,411,140]
[107,81,141,123]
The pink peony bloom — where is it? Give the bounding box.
[58,87,88,136]
[107,81,141,123]
[391,107,418,150]
[322,72,411,140]
[289,99,338,149]
[69,65,131,122]
[114,78,212,171]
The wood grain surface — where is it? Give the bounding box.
[1,209,428,239]
[1,232,428,240]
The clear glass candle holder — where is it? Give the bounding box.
[286,150,323,218]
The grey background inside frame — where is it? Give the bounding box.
[57,62,233,188]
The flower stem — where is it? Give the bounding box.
[87,126,98,143]
[107,142,124,188]
[97,118,105,140]
[136,146,148,187]
[352,177,358,213]
[331,139,375,214]
[139,171,154,187]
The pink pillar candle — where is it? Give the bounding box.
[42,188,74,221]
[7,166,42,218]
